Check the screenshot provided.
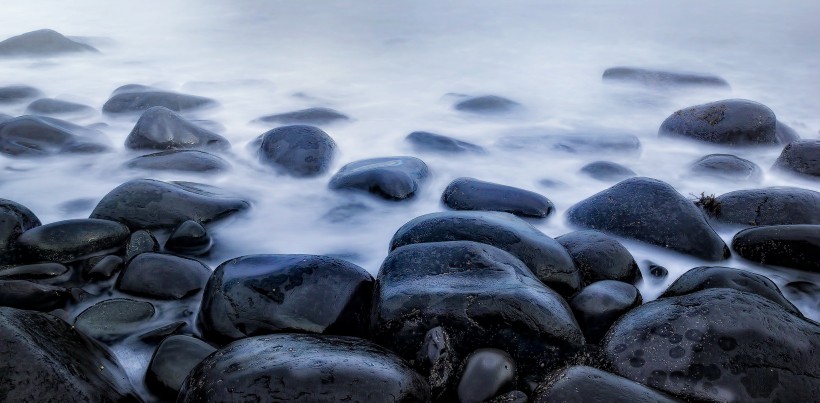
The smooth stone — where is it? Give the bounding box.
[405,131,485,154]
[486,391,528,403]
[602,66,729,88]
[0,280,69,311]
[179,334,430,402]
[689,154,762,182]
[137,321,186,343]
[374,241,584,377]
[648,262,669,281]
[25,98,95,116]
[556,230,640,285]
[442,177,554,218]
[85,255,123,280]
[117,252,210,299]
[103,88,216,115]
[165,220,212,255]
[198,254,374,343]
[146,335,216,398]
[658,99,779,146]
[775,120,801,143]
[703,187,820,226]
[74,298,156,343]
[660,266,800,316]
[454,95,521,114]
[603,288,820,402]
[497,132,641,154]
[390,211,580,295]
[0,29,98,56]
[418,326,458,397]
[533,366,679,403]
[0,262,69,282]
[566,177,730,261]
[90,179,250,230]
[253,107,349,125]
[125,150,230,173]
[124,106,230,151]
[579,161,637,181]
[123,229,159,262]
[732,224,820,272]
[0,85,42,103]
[329,156,430,200]
[0,198,41,265]
[457,349,516,403]
[570,280,642,344]
[0,115,110,157]
[0,307,137,401]
[257,125,336,177]
[16,218,129,263]
[773,139,820,180]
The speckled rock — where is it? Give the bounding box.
[0,115,110,157]
[117,253,210,299]
[689,154,762,182]
[773,140,820,180]
[16,218,129,263]
[556,230,640,285]
[658,99,779,146]
[125,150,230,172]
[257,125,336,177]
[702,187,820,226]
[732,224,820,272]
[570,280,642,343]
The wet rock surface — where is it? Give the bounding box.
[703,187,820,226]
[732,224,820,272]
[406,131,485,154]
[556,230,640,285]
[124,149,230,172]
[117,252,210,299]
[0,29,98,56]
[534,366,679,403]
[257,124,337,177]
[74,298,156,343]
[0,85,42,103]
[25,98,95,116]
[103,86,216,115]
[0,280,70,311]
[0,115,110,157]
[0,198,41,265]
[123,229,159,261]
[579,160,636,181]
[659,99,779,146]
[329,156,430,200]
[164,220,212,255]
[146,335,216,398]
[773,139,820,179]
[689,153,762,182]
[456,348,517,403]
[16,218,129,263]
[441,177,554,218]
[570,280,641,343]
[0,262,69,283]
[253,107,349,125]
[603,66,729,88]
[454,95,521,114]
[124,106,230,151]
[497,132,642,154]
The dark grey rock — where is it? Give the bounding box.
[784,281,819,315]
[658,99,779,146]
[406,131,485,154]
[253,107,349,125]
[703,187,820,226]
[570,280,642,344]
[123,229,159,262]
[773,140,820,180]
[0,198,41,265]
[16,218,129,263]
[257,125,336,177]
[534,366,679,403]
[146,335,216,398]
[457,349,516,403]
[124,106,230,151]
[125,149,230,173]
[556,230,640,285]
[117,253,210,299]
[648,262,669,281]
[0,280,69,311]
[329,156,430,200]
[689,154,762,182]
[417,326,458,397]
[442,177,554,218]
[0,115,110,157]
[732,224,820,272]
[74,298,156,343]
[497,132,641,154]
[0,29,98,56]
[0,262,69,283]
[0,85,42,103]
[775,120,801,144]
[85,255,123,280]
[165,220,212,255]
[25,98,94,116]
[603,66,729,88]
[579,161,636,181]
[103,88,216,115]
[454,95,521,114]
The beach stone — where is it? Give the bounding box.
[457,348,516,403]
[497,132,641,154]
[0,115,110,157]
[0,280,69,311]
[775,121,801,143]
[417,326,458,397]
[124,106,230,151]
[123,229,159,262]
[198,254,374,343]
[16,218,129,263]
[566,177,730,261]
[0,307,137,402]
[486,391,528,403]
[533,366,679,403]
[103,87,216,115]
[125,149,230,173]
[117,253,210,299]
[0,198,41,265]
[373,241,584,378]
[165,220,212,255]
[442,177,554,218]
[689,154,762,182]
[85,255,123,280]
[0,262,69,284]
[703,187,820,226]
[454,95,521,114]
[74,298,156,343]
[90,179,250,230]
[253,107,349,125]
[648,262,669,281]
[179,334,430,402]
[146,335,216,398]
[658,99,779,146]
[329,156,429,200]
[773,139,820,180]
[603,288,820,402]
[257,125,336,177]
[0,85,42,103]
[580,161,636,181]
[406,131,485,154]
[660,266,801,316]
[732,224,820,272]
[570,280,641,343]
[0,29,98,56]
[390,211,580,295]
[556,230,640,285]
[25,98,94,116]
[603,66,729,88]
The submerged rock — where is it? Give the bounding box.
[253,107,349,125]
[454,95,521,114]
[0,115,110,157]
[25,98,95,116]
[556,230,640,285]
[441,177,554,218]
[124,106,230,151]
[570,280,642,343]
[74,298,156,343]
[689,154,762,182]
[257,125,336,177]
[0,280,69,311]
[775,120,801,143]
[0,85,42,103]
[773,139,820,180]
[0,29,98,56]
[124,149,230,173]
[497,132,641,154]
[165,220,212,255]
[602,66,729,88]
[16,218,129,263]
[329,156,429,200]
[732,224,820,272]
[703,187,820,226]
[658,99,779,146]
[103,86,216,115]
[534,366,679,403]
[579,161,636,181]
[146,335,216,398]
[117,253,210,299]
[406,131,485,154]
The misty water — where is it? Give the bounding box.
[1,0,819,397]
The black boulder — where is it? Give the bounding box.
[164,220,212,255]
[124,106,230,151]
[773,139,820,180]
[117,252,210,299]
[257,124,336,177]
[689,154,762,182]
[556,230,640,285]
[658,99,779,146]
[441,177,554,218]
[16,218,129,263]
[702,187,820,226]
[0,115,110,157]
[570,280,642,344]
[0,198,41,265]
[732,224,820,272]
[329,156,430,200]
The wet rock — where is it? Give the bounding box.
[198,254,374,343]
[165,220,212,255]
[0,85,42,103]
[442,177,554,218]
[16,218,129,263]
[329,156,430,200]
[117,253,210,299]
[0,307,137,401]
[556,230,640,285]
[406,131,485,154]
[566,177,730,260]
[179,334,430,402]
[497,132,641,154]
[579,161,636,181]
[137,321,186,343]
[390,211,580,295]
[486,391,528,403]
[689,154,762,182]
[123,229,159,261]
[454,95,521,114]
[257,124,336,177]
[85,255,123,280]
[253,107,349,125]
[773,139,820,180]
[125,149,230,173]
[570,280,642,344]
[533,366,679,403]
[146,335,216,398]
[0,115,110,157]
[0,280,69,311]
[74,298,156,343]
[0,29,98,56]
[90,179,250,230]
[603,288,820,402]
[25,98,95,116]
[732,224,820,272]
[418,326,458,397]
[0,198,41,265]
[703,187,820,226]
[660,266,800,316]
[603,66,729,88]
[0,262,69,284]
[373,241,584,377]
[124,106,230,151]
[775,120,801,143]
[457,348,516,403]
[322,202,371,223]
[658,99,779,146]
[648,262,669,281]
[103,87,216,115]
